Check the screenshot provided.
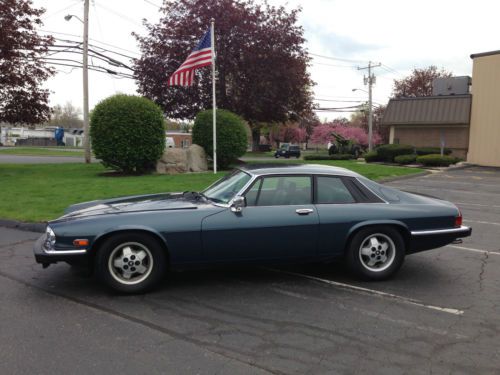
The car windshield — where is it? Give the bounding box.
[203,170,252,204]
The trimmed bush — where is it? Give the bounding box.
[416,154,460,167]
[375,144,414,162]
[90,94,165,173]
[303,153,354,161]
[394,154,417,165]
[192,109,247,169]
[363,150,382,163]
[416,147,452,156]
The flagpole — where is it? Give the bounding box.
[211,19,217,174]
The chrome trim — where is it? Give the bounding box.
[411,225,471,236]
[296,208,314,215]
[43,248,87,255]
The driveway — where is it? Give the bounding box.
[0,166,499,374]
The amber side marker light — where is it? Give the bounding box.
[455,211,463,227]
[73,239,89,247]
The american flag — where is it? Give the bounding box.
[168,29,213,86]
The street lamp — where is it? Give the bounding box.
[64,2,91,164]
[352,88,368,94]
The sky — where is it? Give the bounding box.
[33,0,500,121]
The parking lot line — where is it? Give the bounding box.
[463,219,500,226]
[389,184,500,198]
[263,268,464,316]
[446,245,500,256]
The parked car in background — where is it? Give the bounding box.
[33,164,471,294]
[275,144,301,158]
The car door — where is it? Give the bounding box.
[201,175,319,262]
[313,175,360,256]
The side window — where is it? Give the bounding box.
[244,178,262,206]
[316,176,355,204]
[257,176,312,206]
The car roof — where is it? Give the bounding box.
[238,164,361,178]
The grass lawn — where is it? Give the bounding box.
[0,147,84,157]
[0,161,422,222]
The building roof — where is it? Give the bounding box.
[470,50,500,59]
[238,164,360,177]
[381,94,472,126]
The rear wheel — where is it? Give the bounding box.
[346,227,405,280]
[95,233,167,293]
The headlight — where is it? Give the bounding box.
[44,226,56,250]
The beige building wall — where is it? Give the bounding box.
[392,125,469,158]
[468,54,500,166]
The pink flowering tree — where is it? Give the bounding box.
[311,121,381,147]
[269,123,307,146]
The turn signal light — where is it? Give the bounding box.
[454,212,463,227]
[73,239,89,247]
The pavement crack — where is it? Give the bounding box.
[478,252,489,292]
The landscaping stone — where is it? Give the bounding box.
[187,144,208,172]
[156,144,207,174]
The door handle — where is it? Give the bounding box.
[296,208,314,215]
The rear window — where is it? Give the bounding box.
[316,177,355,204]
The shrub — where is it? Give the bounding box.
[90,94,165,174]
[303,153,354,161]
[363,150,382,163]
[192,109,247,169]
[416,154,460,167]
[415,147,452,156]
[375,144,414,162]
[394,154,417,165]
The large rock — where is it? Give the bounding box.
[187,144,208,172]
[156,148,188,174]
[156,144,207,174]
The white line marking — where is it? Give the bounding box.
[454,202,500,209]
[389,184,500,198]
[264,268,464,315]
[463,219,500,226]
[446,245,500,256]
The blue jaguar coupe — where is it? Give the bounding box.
[34,164,471,293]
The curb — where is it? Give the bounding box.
[0,219,46,233]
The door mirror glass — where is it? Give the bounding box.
[230,196,246,213]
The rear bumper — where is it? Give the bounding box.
[408,225,472,254]
[33,234,88,266]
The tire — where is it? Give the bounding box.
[346,226,405,281]
[95,232,167,293]
[275,155,279,158]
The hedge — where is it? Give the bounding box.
[192,109,247,169]
[416,154,460,167]
[303,153,355,161]
[394,154,417,165]
[363,150,382,163]
[416,147,452,156]
[375,144,414,162]
[90,94,165,174]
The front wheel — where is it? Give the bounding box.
[346,227,405,280]
[95,233,167,293]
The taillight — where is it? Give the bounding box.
[455,210,463,227]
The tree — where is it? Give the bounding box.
[310,120,381,147]
[0,0,54,124]
[48,102,83,128]
[192,109,247,169]
[392,66,452,98]
[350,105,388,143]
[134,0,314,151]
[90,95,165,174]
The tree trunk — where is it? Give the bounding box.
[251,127,260,152]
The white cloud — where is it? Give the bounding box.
[32,0,500,121]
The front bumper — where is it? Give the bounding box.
[33,234,88,266]
[408,225,472,253]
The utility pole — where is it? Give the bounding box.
[82,0,90,163]
[357,61,381,151]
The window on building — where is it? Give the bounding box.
[181,139,190,148]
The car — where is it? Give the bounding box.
[274,144,301,158]
[33,164,471,293]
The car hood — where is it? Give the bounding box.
[57,192,203,221]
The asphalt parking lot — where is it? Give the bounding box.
[0,166,499,374]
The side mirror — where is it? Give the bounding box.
[230,196,246,213]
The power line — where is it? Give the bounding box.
[94,3,144,27]
[144,0,162,8]
[309,52,368,64]
[41,0,81,20]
